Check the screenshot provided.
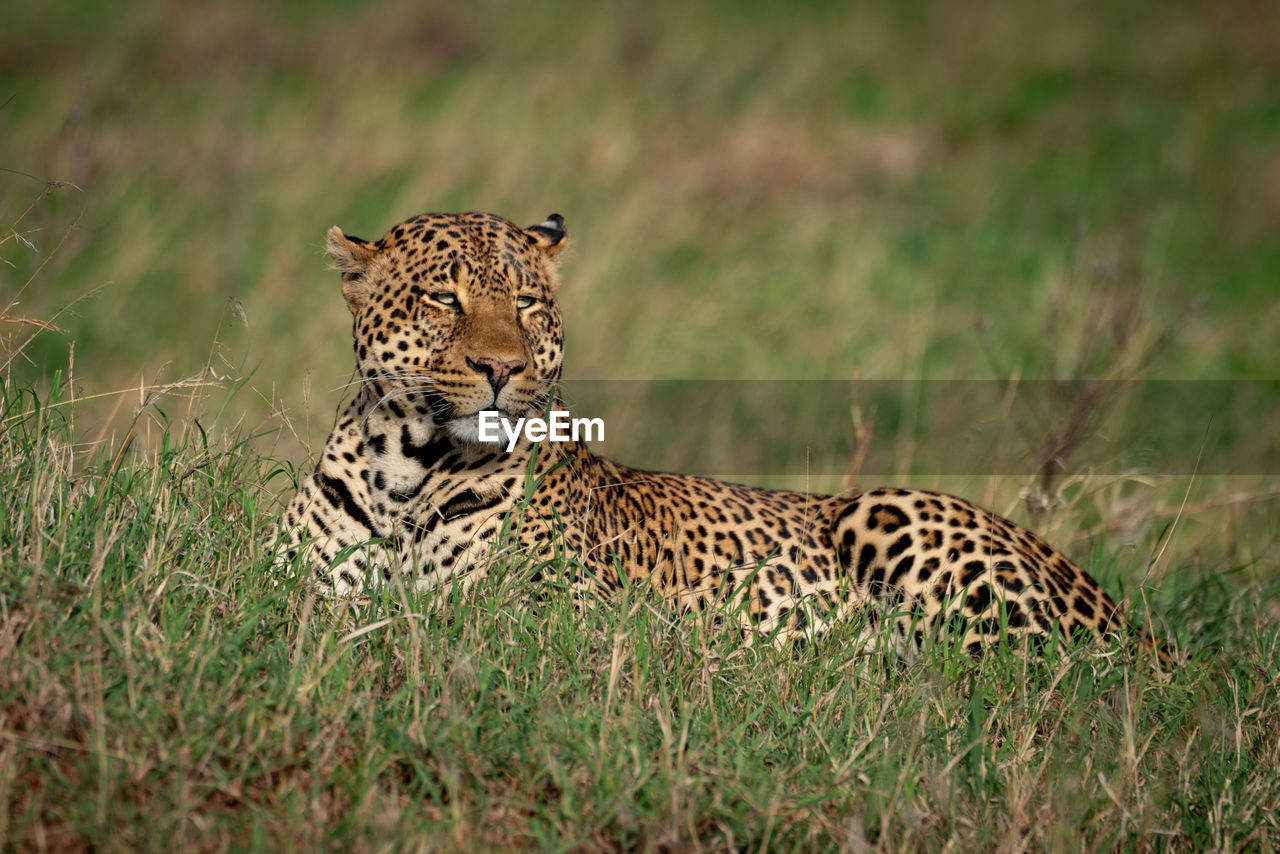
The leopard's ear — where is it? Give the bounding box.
[327,226,379,312]
[524,214,567,260]
[327,226,378,274]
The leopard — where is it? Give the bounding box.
[274,210,1171,664]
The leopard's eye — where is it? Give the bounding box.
[516,296,536,309]
[430,292,458,307]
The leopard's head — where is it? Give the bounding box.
[326,211,567,444]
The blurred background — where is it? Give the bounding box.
[3,0,1278,561]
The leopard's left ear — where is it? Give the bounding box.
[327,226,379,275]
[524,214,567,260]
[327,226,380,313]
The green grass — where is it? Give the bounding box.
[4,0,1280,848]
[2,382,1279,850]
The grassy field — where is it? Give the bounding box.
[4,0,1280,849]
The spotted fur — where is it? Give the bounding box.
[274,211,1170,663]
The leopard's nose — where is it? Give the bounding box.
[466,356,526,393]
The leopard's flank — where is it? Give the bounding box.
[275,211,1170,663]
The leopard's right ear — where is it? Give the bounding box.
[524,214,567,260]
[327,226,379,312]
[326,226,378,275]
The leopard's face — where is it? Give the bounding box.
[327,212,567,445]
